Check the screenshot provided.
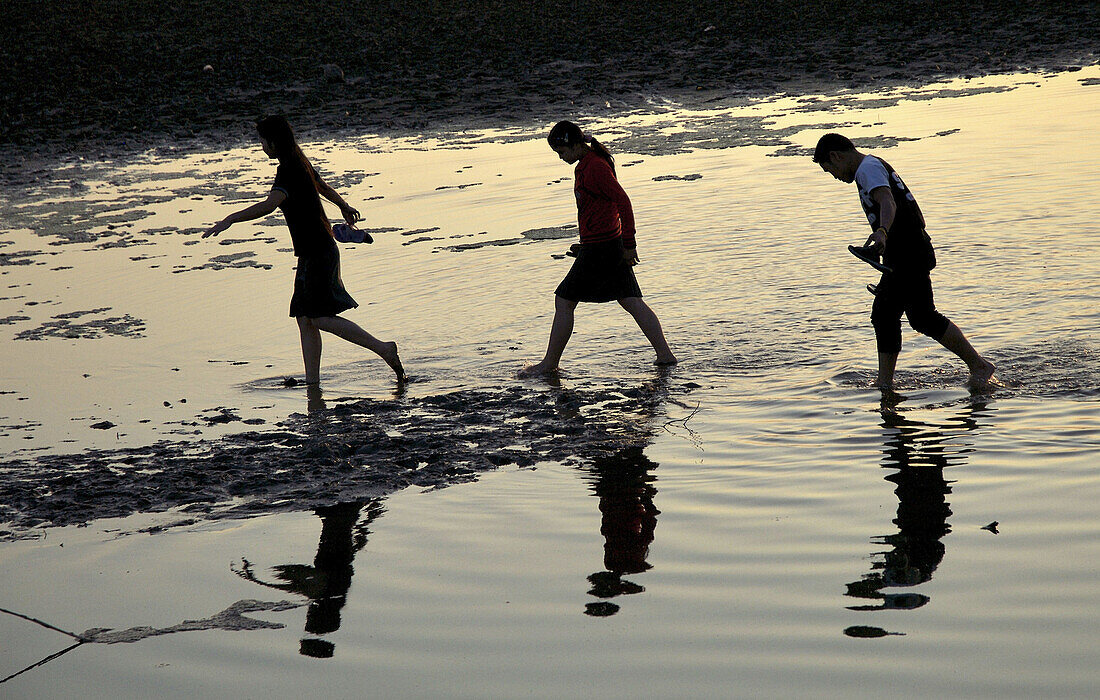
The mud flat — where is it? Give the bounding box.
[2,0,1097,168]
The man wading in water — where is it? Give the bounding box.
[813,133,996,390]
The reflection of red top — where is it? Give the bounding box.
[574,151,637,248]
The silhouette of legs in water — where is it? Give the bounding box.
[519,295,676,377]
[297,315,406,384]
[875,322,995,389]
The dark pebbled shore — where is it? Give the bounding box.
[0,379,692,538]
[2,0,1098,164]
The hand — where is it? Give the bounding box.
[864,228,886,254]
[341,205,361,225]
[203,220,230,238]
[624,248,639,266]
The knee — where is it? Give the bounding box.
[870,306,899,334]
[554,295,578,312]
[907,311,949,339]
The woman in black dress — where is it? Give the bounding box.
[205,116,405,384]
[519,121,676,377]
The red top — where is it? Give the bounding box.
[574,151,636,248]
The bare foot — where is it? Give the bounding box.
[878,386,904,407]
[654,354,678,366]
[967,359,997,387]
[517,361,558,378]
[380,341,407,382]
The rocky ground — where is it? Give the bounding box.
[2,0,1097,163]
[0,379,692,537]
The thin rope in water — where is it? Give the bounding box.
[0,606,83,640]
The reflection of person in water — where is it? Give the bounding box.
[845,402,986,619]
[568,372,684,616]
[233,500,383,657]
[581,444,661,617]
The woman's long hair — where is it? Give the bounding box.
[256,115,320,191]
[548,120,615,174]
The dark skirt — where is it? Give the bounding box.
[289,240,358,318]
[554,239,643,303]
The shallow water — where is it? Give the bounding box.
[1,69,1098,698]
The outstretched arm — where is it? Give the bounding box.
[203,189,286,238]
[315,175,361,225]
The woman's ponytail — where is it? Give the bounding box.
[587,137,615,175]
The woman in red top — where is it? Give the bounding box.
[519,121,676,377]
[204,116,406,386]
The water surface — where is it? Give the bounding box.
[1,69,1098,698]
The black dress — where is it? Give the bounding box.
[272,162,358,318]
[555,238,643,303]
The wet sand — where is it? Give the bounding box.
[0,378,692,537]
[2,0,1098,170]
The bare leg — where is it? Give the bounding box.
[876,352,899,390]
[936,322,996,385]
[618,297,677,364]
[519,295,576,377]
[298,316,323,384]
[308,315,406,381]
